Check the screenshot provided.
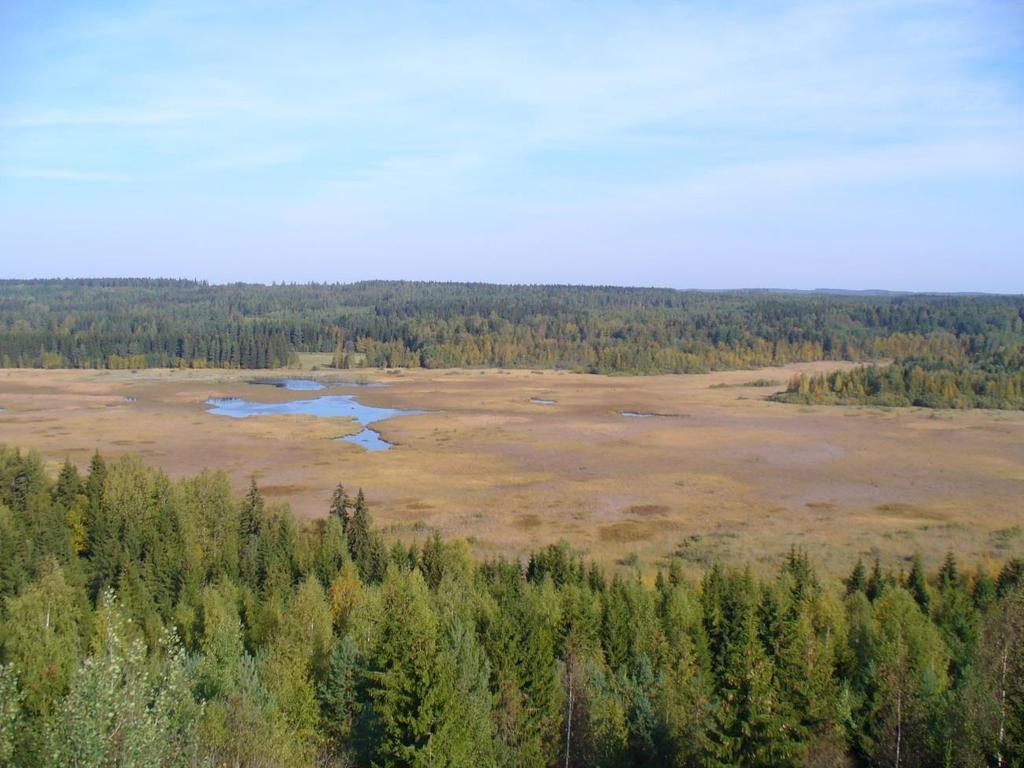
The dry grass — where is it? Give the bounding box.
[1,362,1022,577]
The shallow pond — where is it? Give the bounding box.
[250,378,383,391]
[207,392,426,451]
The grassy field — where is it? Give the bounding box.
[1,363,1021,578]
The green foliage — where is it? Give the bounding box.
[0,448,1020,767]
[3,279,1022,374]
[44,592,200,768]
[777,350,1024,410]
[0,664,23,766]
[0,560,84,718]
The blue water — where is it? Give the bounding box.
[251,378,384,390]
[207,393,426,451]
[262,379,326,391]
[344,428,393,452]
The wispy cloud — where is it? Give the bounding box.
[0,0,1021,288]
[0,108,190,128]
[2,167,130,182]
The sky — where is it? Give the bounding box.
[1,0,1022,291]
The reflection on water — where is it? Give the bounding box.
[207,392,426,451]
[250,378,384,391]
[343,428,393,452]
[257,378,325,391]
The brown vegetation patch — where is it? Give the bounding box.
[874,503,948,521]
[627,504,669,517]
[805,501,837,511]
[1,363,1022,577]
[599,521,656,543]
[260,484,306,496]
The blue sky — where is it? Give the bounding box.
[1,0,1022,290]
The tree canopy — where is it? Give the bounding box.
[0,445,1022,767]
[2,279,1021,375]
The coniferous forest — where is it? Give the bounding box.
[0,446,1022,768]
[1,280,1022,381]
[775,350,1024,410]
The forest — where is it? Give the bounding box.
[1,279,1022,375]
[0,445,1022,768]
[776,349,1024,410]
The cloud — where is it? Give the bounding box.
[0,0,1021,287]
[0,108,190,128]
[2,167,130,182]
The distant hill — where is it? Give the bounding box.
[0,278,1021,373]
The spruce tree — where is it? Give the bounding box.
[347,489,370,565]
[846,559,867,595]
[240,478,264,538]
[906,554,931,614]
[866,557,885,602]
[360,567,496,766]
[329,482,349,530]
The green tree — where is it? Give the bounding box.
[44,592,200,768]
[905,555,930,614]
[1,560,84,719]
[0,664,23,767]
[846,559,867,596]
[862,587,951,768]
[360,567,495,766]
[329,482,349,529]
[318,634,361,760]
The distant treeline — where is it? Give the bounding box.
[777,349,1024,410]
[1,279,1022,373]
[1,446,1022,767]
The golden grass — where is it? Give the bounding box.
[1,362,1022,577]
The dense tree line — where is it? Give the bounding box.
[1,446,1023,767]
[1,279,1021,373]
[777,349,1024,410]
